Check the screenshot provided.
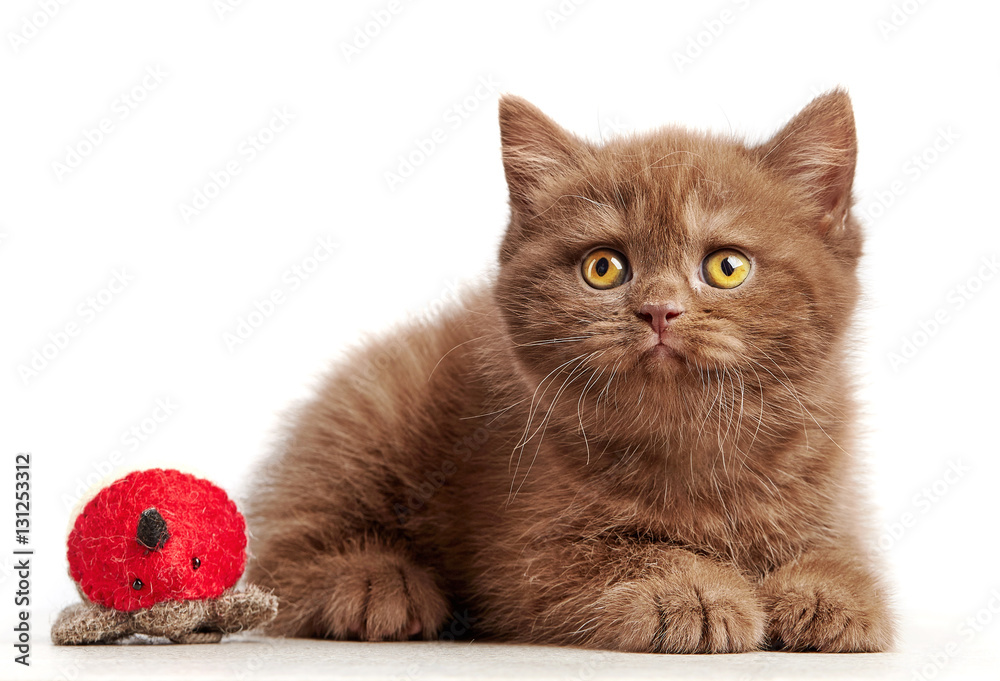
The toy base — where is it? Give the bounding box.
[51,584,278,645]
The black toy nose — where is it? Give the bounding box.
[136,507,170,551]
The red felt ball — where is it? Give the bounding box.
[67,469,247,612]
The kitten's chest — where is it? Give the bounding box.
[454,394,831,575]
[640,489,806,572]
[527,452,821,574]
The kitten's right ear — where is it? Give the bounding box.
[754,89,858,239]
[499,96,584,215]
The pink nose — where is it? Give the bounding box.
[637,303,684,336]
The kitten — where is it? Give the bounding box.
[245,90,895,653]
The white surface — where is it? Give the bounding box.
[18,630,1000,681]
[2,0,1000,679]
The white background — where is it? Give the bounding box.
[2,0,998,674]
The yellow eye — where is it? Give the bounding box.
[702,248,751,289]
[581,248,629,289]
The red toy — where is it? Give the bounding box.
[52,469,277,644]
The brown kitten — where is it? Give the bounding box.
[245,90,896,653]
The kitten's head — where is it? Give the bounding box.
[494,92,862,460]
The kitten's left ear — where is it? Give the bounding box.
[499,95,586,215]
[755,89,857,239]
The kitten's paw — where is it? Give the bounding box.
[762,576,894,652]
[317,551,450,641]
[590,566,765,653]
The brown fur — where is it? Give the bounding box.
[245,90,896,653]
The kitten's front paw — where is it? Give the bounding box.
[317,551,450,641]
[762,574,894,652]
[590,565,765,653]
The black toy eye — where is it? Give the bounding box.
[132,578,143,590]
[192,557,201,571]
